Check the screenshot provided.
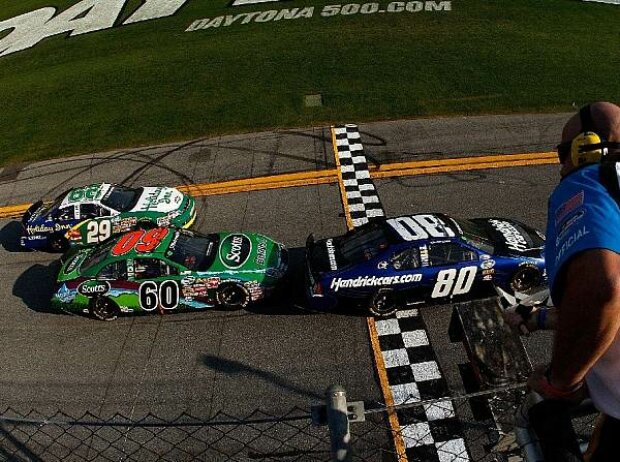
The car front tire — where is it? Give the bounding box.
[509,266,541,294]
[216,283,250,309]
[368,289,400,318]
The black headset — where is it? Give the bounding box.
[556,104,620,165]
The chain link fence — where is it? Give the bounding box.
[0,386,600,462]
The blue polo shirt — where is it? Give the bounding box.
[546,163,620,301]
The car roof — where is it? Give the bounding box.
[383,213,463,244]
[59,183,113,208]
[82,228,179,275]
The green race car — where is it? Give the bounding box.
[51,227,288,320]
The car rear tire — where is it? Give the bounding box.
[137,219,156,230]
[368,289,400,318]
[90,297,120,321]
[48,236,69,253]
[509,266,541,294]
[217,283,250,309]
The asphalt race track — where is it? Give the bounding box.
[0,114,565,456]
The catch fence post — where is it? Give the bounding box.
[325,385,352,462]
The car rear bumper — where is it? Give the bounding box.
[20,233,48,249]
[305,234,338,310]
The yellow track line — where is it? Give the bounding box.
[0,152,557,219]
[366,317,409,460]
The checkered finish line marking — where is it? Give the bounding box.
[375,311,469,462]
[332,124,385,228]
[330,124,469,462]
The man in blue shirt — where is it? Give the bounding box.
[523,102,620,461]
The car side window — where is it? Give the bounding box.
[79,204,103,219]
[56,205,76,221]
[97,261,127,280]
[134,258,178,280]
[428,243,476,266]
[392,248,421,270]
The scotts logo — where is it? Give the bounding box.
[220,234,252,269]
[77,280,111,297]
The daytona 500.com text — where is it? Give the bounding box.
[185,1,452,31]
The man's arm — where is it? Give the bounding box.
[549,249,620,389]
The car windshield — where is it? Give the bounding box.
[338,223,390,264]
[167,232,219,271]
[101,186,141,212]
[453,218,495,254]
[80,241,116,273]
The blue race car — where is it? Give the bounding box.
[305,213,546,317]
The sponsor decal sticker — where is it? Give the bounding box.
[65,254,83,273]
[182,281,208,297]
[219,234,252,269]
[181,275,196,286]
[77,280,111,297]
[377,261,388,270]
[488,219,529,252]
[255,238,268,266]
[480,259,495,270]
[112,216,138,233]
[330,273,422,292]
[26,223,72,234]
[555,191,585,226]
[325,239,338,271]
[56,283,75,303]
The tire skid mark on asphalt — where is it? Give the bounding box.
[331,124,471,462]
[96,316,139,418]
[0,152,557,220]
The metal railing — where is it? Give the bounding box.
[0,387,600,461]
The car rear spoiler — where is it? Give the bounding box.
[21,200,43,226]
[305,233,317,287]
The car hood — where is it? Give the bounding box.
[481,218,545,258]
[129,187,185,214]
[57,248,92,281]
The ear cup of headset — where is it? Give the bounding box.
[571,131,606,166]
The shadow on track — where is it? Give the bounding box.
[0,221,30,253]
[200,354,323,401]
[13,260,62,314]
[246,246,367,318]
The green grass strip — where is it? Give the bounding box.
[1,0,619,166]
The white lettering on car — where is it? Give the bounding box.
[387,215,455,241]
[325,239,338,271]
[329,274,422,292]
[488,219,528,252]
[226,235,244,263]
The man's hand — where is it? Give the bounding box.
[528,365,586,403]
[503,305,537,334]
